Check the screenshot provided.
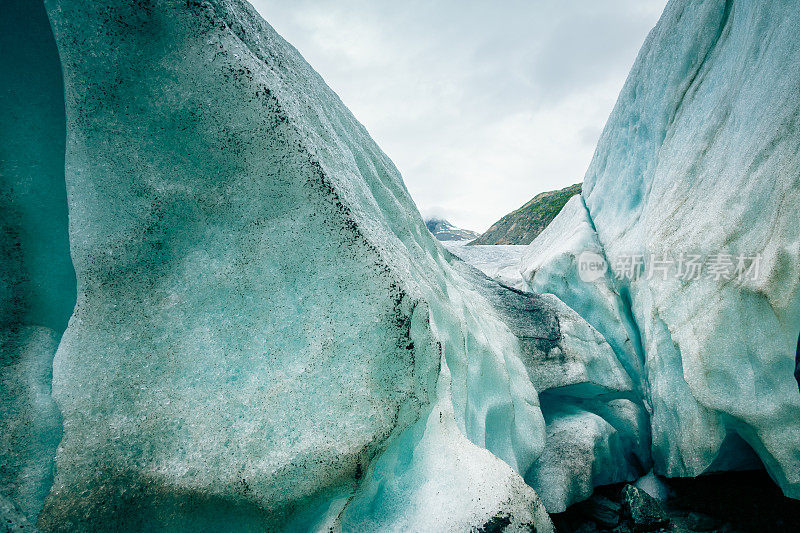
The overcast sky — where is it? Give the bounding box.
[251,0,669,232]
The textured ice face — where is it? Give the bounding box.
[6,0,799,527]
[526,399,649,513]
[452,237,652,513]
[523,0,800,500]
[30,0,553,530]
[337,358,554,533]
[0,0,74,525]
[443,241,529,290]
[522,196,645,396]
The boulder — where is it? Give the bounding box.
[620,485,669,531]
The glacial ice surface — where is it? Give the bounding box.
[442,241,528,290]
[453,235,652,512]
[523,0,800,500]
[1,0,74,526]
[4,0,800,528]
[527,399,649,513]
[30,0,557,530]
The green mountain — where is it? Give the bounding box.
[470,183,581,245]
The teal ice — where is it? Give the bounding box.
[1,0,799,531]
[522,0,800,506]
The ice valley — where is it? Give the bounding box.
[1,0,799,531]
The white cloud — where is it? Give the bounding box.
[250,0,668,232]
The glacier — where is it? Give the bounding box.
[443,241,529,291]
[1,0,563,530]
[0,0,75,526]
[1,0,799,530]
[522,0,800,506]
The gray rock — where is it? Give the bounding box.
[621,484,669,531]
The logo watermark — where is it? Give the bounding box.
[577,251,608,282]
[577,252,762,283]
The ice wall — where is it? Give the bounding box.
[29,0,556,530]
[7,0,797,527]
[524,0,800,501]
[0,0,75,526]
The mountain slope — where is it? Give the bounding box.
[471,183,581,245]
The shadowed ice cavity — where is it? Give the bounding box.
[0,0,76,527]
